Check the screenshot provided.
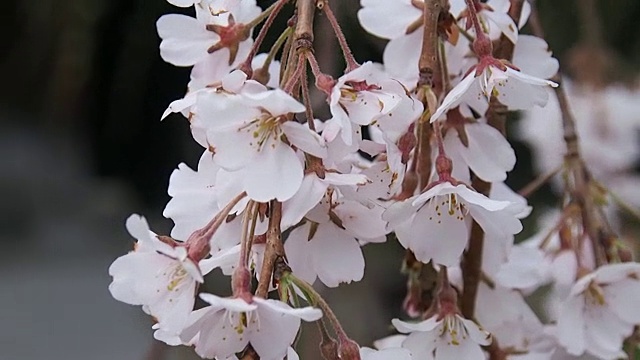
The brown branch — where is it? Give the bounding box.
[294,0,315,44]
[460,0,522,320]
[255,201,284,298]
[418,0,442,87]
[529,2,614,267]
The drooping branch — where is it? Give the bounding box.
[460,0,523,320]
[528,2,616,267]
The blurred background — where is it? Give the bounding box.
[1,0,639,359]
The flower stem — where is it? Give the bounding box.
[238,201,258,269]
[283,54,306,93]
[285,273,353,345]
[254,27,293,85]
[518,165,561,198]
[321,1,359,72]
[463,0,493,56]
[186,191,247,260]
[241,0,290,73]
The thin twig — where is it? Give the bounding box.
[322,1,359,71]
[529,2,614,267]
[241,0,290,71]
[518,165,561,198]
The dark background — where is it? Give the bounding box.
[1,0,639,359]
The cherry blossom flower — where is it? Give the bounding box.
[284,218,366,287]
[476,284,556,360]
[180,293,322,359]
[281,171,369,229]
[163,150,257,257]
[285,188,388,286]
[450,0,523,44]
[156,0,260,66]
[443,119,516,182]
[430,62,558,122]
[325,62,422,145]
[199,88,326,202]
[393,312,491,359]
[556,263,640,359]
[108,215,217,339]
[384,181,522,266]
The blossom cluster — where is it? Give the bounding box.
[108,0,640,359]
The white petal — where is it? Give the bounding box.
[125,214,156,245]
[556,295,586,355]
[167,0,197,7]
[334,200,388,240]
[222,70,248,93]
[435,333,485,360]
[161,92,198,120]
[207,125,258,171]
[495,245,549,289]
[459,316,492,345]
[249,300,304,359]
[310,223,365,287]
[392,316,440,333]
[454,185,511,212]
[594,262,640,284]
[430,72,477,122]
[283,224,318,285]
[286,347,299,360]
[156,14,213,66]
[513,35,559,79]
[281,121,327,159]
[253,298,322,321]
[483,10,518,44]
[199,293,257,312]
[244,89,305,115]
[383,30,422,87]
[407,202,470,266]
[200,245,241,276]
[605,278,640,324]
[281,174,327,229]
[468,204,523,238]
[383,197,418,229]
[323,172,369,186]
[458,122,516,182]
[401,331,436,359]
[584,303,632,358]
[241,142,304,202]
[357,0,421,39]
